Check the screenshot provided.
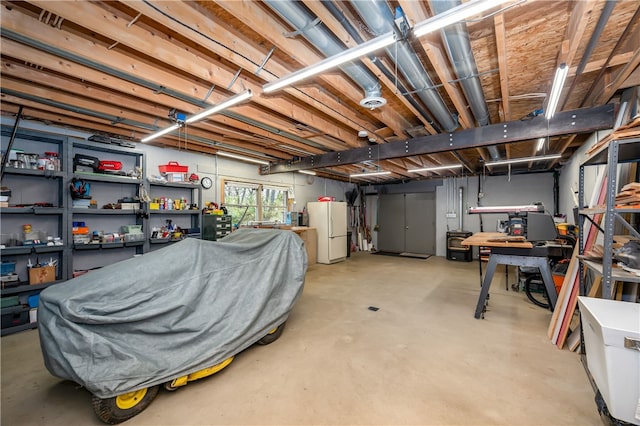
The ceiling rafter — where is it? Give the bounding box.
[26,0,364,148]
[122,0,383,141]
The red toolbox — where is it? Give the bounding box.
[98,160,122,171]
[159,161,188,174]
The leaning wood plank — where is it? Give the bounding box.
[548,244,579,339]
[551,167,606,343]
[588,275,602,298]
[556,276,581,348]
[615,282,623,300]
[567,323,582,352]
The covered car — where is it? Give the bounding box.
[38,228,307,423]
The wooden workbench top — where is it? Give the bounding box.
[462,232,533,248]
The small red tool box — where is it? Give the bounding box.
[159,161,188,174]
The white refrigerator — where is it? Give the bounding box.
[307,201,347,264]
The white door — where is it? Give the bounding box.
[329,202,347,237]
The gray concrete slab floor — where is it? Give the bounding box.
[1,252,600,425]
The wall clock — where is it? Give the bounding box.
[201,177,213,189]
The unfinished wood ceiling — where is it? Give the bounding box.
[1,0,638,182]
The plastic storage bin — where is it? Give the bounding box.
[578,296,640,425]
[1,261,16,275]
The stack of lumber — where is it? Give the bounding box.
[615,182,640,206]
[586,116,640,155]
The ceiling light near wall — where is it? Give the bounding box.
[536,137,546,151]
[485,154,562,166]
[216,151,270,165]
[298,170,316,175]
[545,63,568,119]
[408,164,463,173]
[140,90,253,143]
[350,170,392,178]
[185,90,252,123]
[140,124,181,143]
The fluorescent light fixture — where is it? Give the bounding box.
[536,137,546,151]
[216,151,270,165]
[350,170,392,178]
[185,89,252,124]
[486,154,561,166]
[140,90,252,143]
[408,164,463,173]
[140,123,181,143]
[298,170,316,176]
[413,0,505,37]
[263,32,395,93]
[545,63,568,119]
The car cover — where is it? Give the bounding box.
[38,228,307,398]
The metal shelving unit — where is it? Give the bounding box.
[577,136,639,425]
[1,128,69,336]
[148,181,202,242]
[69,139,146,263]
[578,137,640,298]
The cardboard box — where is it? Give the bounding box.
[578,296,640,424]
[29,265,56,285]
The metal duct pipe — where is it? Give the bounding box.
[458,186,464,230]
[264,0,382,101]
[350,0,458,132]
[321,0,440,130]
[430,0,499,159]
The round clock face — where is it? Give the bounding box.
[201,177,213,189]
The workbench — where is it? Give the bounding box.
[462,232,558,319]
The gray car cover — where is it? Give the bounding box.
[38,228,307,398]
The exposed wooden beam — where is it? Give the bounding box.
[123,0,385,140]
[552,0,597,112]
[591,48,640,106]
[494,13,511,121]
[0,8,345,152]
[26,0,364,148]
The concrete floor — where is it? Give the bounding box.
[2,252,600,425]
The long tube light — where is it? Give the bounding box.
[262,0,505,94]
[486,154,561,166]
[408,164,463,173]
[262,32,396,93]
[350,170,392,178]
[140,90,253,143]
[545,63,568,119]
[140,124,180,143]
[536,137,546,151]
[185,90,252,123]
[298,170,316,175]
[413,0,506,37]
[216,151,270,165]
